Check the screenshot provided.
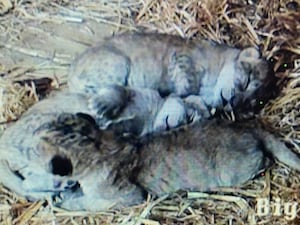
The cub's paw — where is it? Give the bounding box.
[55,192,85,211]
[59,179,79,192]
[183,95,211,121]
[52,181,83,209]
[22,172,78,192]
[88,85,130,120]
[154,97,188,131]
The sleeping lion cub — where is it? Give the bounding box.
[68,33,274,119]
[1,95,300,211]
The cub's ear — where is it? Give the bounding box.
[238,47,260,62]
[237,47,261,75]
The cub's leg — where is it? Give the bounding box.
[58,175,145,211]
[58,190,143,211]
[166,52,202,97]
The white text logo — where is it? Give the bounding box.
[256,198,298,220]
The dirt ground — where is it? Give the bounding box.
[0,2,124,84]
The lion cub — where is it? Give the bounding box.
[1,94,300,211]
[68,33,274,119]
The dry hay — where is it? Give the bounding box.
[0,0,299,224]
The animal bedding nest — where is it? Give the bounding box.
[0,0,299,224]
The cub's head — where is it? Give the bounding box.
[226,47,277,119]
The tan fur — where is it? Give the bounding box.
[137,120,300,196]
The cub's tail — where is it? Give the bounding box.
[262,132,300,171]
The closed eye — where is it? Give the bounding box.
[235,75,250,92]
